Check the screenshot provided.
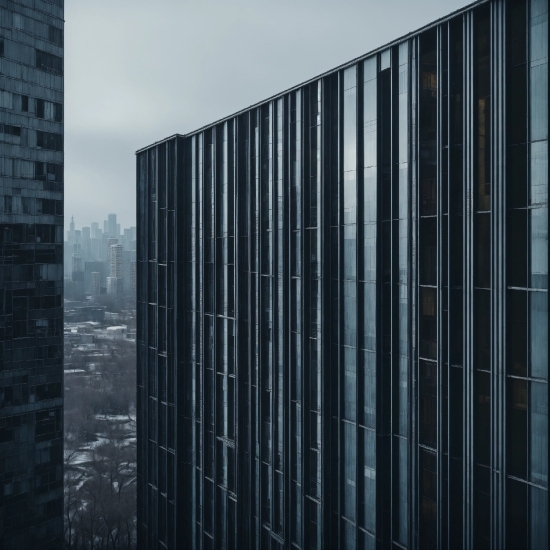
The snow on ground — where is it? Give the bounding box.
[65,412,136,473]
[94,413,135,422]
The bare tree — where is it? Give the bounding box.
[65,318,137,549]
[64,449,83,550]
[64,420,137,549]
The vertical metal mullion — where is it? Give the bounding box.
[490,1,506,547]
[524,14,531,548]
[337,70,344,549]
[410,36,419,550]
[270,100,276,540]
[231,119,238,550]
[355,61,362,547]
[376,54,383,547]
[155,145,161,547]
[140,149,149,544]
[198,134,205,550]
[389,49,396,547]
[283,95,295,546]
[188,138,195,549]
[246,111,254,550]
[251,110,259,547]
[407,37,413,550]
[191,136,200,548]
[299,88,307,550]
[196,136,200,549]
[436,23,448,548]
[317,82,323,550]
[175,138,179,542]
[233,118,241,548]
[463,11,475,550]
[445,24,452,550]
[436,24,443,550]
[254,110,261,548]
[212,127,218,548]
[320,78,328,550]
[173,139,178,549]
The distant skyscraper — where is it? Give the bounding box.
[109,243,123,279]
[91,271,101,298]
[107,244,124,296]
[137,0,548,549]
[130,261,137,298]
[90,222,103,260]
[81,226,91,259]
[107,276,123,296]
[106,236,118,266]
[68,214,75,244]
[71,255,82,275]
[0,0,64,548]
[85,261,106,295]
[107,213,117,238]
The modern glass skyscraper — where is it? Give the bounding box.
[136,0,548,548]
[0,1,64,549]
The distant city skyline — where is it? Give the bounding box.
[65,212,136,237]
[65,211,136,302]
[64,211,137,233]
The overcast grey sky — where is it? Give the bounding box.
[65,0,473,231]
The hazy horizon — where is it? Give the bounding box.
[64,0,474,231]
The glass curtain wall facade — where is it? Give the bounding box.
[0,1,64,549]
[136,1,548,548]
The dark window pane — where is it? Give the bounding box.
[530,291,548,379]
[508,0,527,66]
[343,422,357,522]
[475,370,490,466]
[530,381,548,487]
[508,290,527,377]
[508,208,527,287]
[449,366,463,458]
[343,224,357,280]
[530,206,548,289]
[420,217,437,285]
[362,350,376,429]
[475,289,490,370]
[475,213,491,288]
[506,479,528,550]
[420,287,437,360]
[508,378,527,479]
[508,145,528,209]
[420,31,437,220]
[449,289,463,366]
[419,360,437,448]
[419,448,437,549]
[35,49,63,75]
[508,63,527,145]
[476,9,491,212]
[530,140,548,207]
[474,464,490,548]
[530,485,549,549]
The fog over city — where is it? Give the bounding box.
[64,0,472,231]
